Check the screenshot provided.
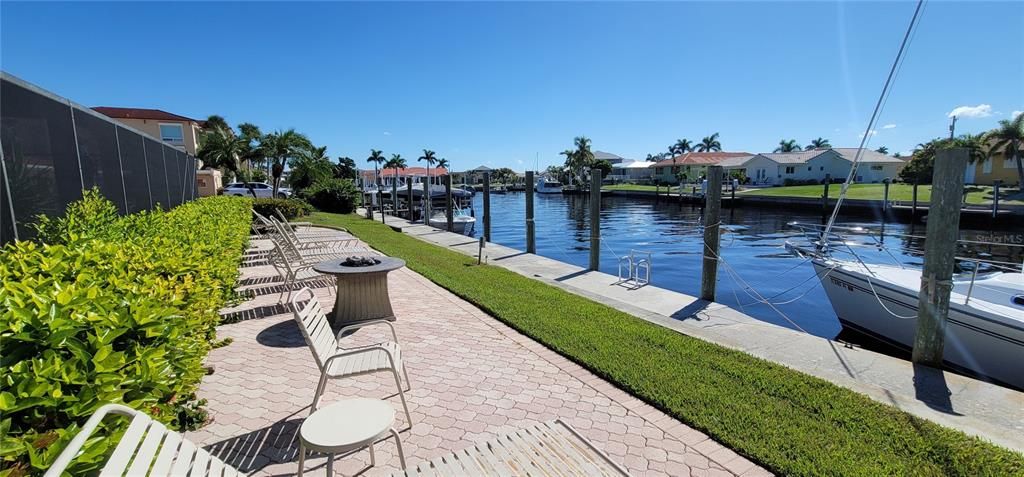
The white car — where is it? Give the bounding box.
[222,182,292,198]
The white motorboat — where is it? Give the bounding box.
[788,225,1024,389]
[535,177,563,194]
[427,202,476,234]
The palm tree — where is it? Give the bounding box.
[204,115,230,133]
[367,149,386,188]
[985,113,1024,186]
[386,154,407,185]
[696,133,722,152]
[645,153,662,162]
[418,149,437,188]
[334,156,357,180]
[875,146,889,154]
[197,126,253,196]
[437,158,450,171]
[288,145,333,193]
[774,139,802,153]
[670,139,693,156]
[260,129,311,196]
[573,136,595,185]
[237,123,264,172]
[807,137,831,150]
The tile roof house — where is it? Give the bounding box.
[721,148,906,186]
[652,152,751,184]
[93,107,206,155]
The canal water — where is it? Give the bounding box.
[464,192,1022,339]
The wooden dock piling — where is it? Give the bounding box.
[526,171,535,254]
[445,175,454,232]
[822,174,831,216]
[911,179,919,218]
[589,168,601,271]
[422,180,430,225]
[407,180,414,220]
[992,180,1001,219]
[483,172,491,242]
[701,166,723,301]
[912,148,968,367]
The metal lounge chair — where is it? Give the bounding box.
[291,287,413,427]
[390,420,630,476]
[44,404,245,477]
[272,208,349,236]
[266,241,337,302]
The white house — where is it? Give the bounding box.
[720,148,905,186]
[608,159,654,182]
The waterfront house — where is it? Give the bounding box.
[594,150,628,164]
[720,148,905,186]
[92,107,205,155]
[360,166,449,188]
[608,159,655,183]
[964,149,1020,186]
[461,165,493,184]
[652,152,752,184]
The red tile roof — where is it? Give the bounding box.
[361,167,449,179]
[92,107,202,123]
[654,152,751,167]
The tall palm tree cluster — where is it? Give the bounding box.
[647,133,722,161]
[901,114,1024,186]
[560,136,596,185]
[198,115,345,197]
[364,149,451,190]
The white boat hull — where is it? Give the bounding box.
[814,260,1024,389]
[428,216,476,234]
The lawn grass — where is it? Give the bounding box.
[308,211,1023,476]
[603,184,664,192]
[740,183,1022,205]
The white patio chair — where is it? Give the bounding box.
[291,287,413,427]
[266,241,337,302]
[390,420,630,476]
[44,404,245,477]
[267,215,362,255]
[273,208,349,236]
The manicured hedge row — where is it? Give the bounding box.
[0,191,252,476]
[252,197,313,220]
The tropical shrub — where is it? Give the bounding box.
[303,178,360,214]
[0,191,251,476]
[252,197,313,220]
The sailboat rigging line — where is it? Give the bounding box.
[709,246,810,334]
[822,0,926,245]
[861,268,919,320]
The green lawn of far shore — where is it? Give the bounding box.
[306,211,1023,477]
[603,184,664,192]
[740,183,1023,205]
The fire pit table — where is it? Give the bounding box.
[313,256,406,331]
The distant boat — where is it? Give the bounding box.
[536,177,563,194]
[491,185,508,194]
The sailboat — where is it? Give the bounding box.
[784,1,1024,389]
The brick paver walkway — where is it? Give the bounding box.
[188,232,769,476]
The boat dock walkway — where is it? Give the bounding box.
[373,211,1024,451]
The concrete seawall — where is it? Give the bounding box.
[370,211,1024,451]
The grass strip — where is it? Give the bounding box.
[309,211,1023,476]
[740,183,1021,205]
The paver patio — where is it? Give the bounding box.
[187,230,769,476]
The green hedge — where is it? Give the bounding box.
[252,197,313,220]
[303,178,360,214]
[0,191,252,477]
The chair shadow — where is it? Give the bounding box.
[256,320,307,348]
[912,363,962,415]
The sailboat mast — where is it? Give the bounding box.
[822,0,925,247]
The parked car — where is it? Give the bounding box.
[221,182,292,198]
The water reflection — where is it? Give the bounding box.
[469,192,1018,339]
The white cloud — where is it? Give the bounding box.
[383,131,391,136]
[857,130,878,138]
[947,104,992,119]
[882,124,897,129]
[516,159,524,165]
[1012,111,1023,119]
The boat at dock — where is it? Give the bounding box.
[536,177,563,194]
[787,224,1024,389]
[428,206,476,234]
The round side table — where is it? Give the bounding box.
[297,398,406,476]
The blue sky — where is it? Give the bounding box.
[2,2,1021,171]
